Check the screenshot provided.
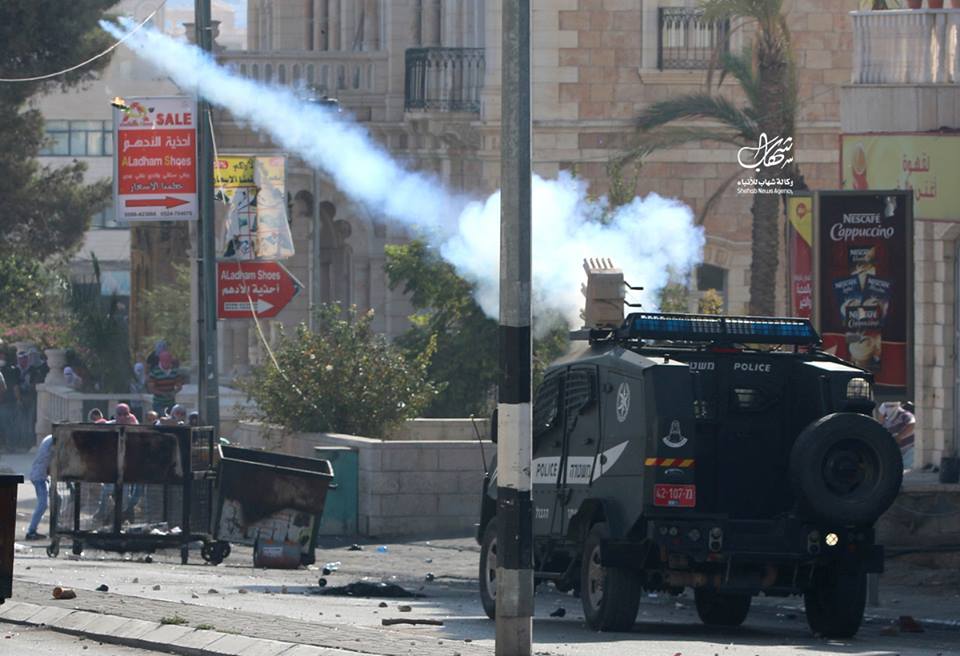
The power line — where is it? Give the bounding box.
[0,2,168,83]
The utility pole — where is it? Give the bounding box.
[497,2,533,655]
[195,0,220,431]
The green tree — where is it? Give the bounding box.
[623,0,801,316]
[139,263,191,363]
[698,288,725,315]
[0,0,116,260]
[67,257,132,393]
[0,254,66,327]
[385,241,569,417]
[240,304,438,437]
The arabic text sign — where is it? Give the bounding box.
[816,191,912,399]
[115,96,198,222]
[216,261,301,320]
[214,155,295,261]
[841,134,960,220]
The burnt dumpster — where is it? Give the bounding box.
[0,474,24,604]
[214,445,333,568]
[48,423,222,564]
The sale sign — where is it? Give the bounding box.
[114,96,198,222]
[816,191,913,399]
[216,261,302,320]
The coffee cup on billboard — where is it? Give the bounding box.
[846,332,879,369]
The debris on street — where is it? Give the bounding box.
[382,618,443,626]
[52,587,76,600]
[315,580,422,598]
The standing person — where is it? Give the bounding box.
[145,340,168,370]
[26,433,54,540]
[0,352,10,452]
[129,362,147,421]
[87,408,107,423]
[15,351,41,452]
[879,401,916,469]
[147,350,184,415]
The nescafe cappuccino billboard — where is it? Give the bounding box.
[815,191,913,400]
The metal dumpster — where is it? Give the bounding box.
[48,423,222,564]
[0,474,23,604]
[214,445,334,567]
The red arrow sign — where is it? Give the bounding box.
[125,196,190,208]
[216,261,301,320]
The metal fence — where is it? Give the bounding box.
[658,7,730,70]
[404,47,485,113]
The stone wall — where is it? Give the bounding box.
[231,421,491,537]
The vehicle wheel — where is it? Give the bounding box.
[580,522,641,632]
[479,519,498,620]
[804,567,867,638]
[694,588,751,627]
[790,413,903,525]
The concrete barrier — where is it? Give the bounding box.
[232,421,492,537]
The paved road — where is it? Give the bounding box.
[0,625,167,655]
[8,538,959,656]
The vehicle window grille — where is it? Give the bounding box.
[732,388,764,411]
[694,399,714,420]
[564,369,595,416]
[533,376,561,434]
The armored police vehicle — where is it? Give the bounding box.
[478,311,902,638]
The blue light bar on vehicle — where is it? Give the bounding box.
[623,313,820,346]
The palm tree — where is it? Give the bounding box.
[623,0,800,316]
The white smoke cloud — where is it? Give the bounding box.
[102,18,704,328]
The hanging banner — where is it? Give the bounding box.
[840,133,960,220]
[816,191,913,399]
[787,195,813,319]
[214,155,295,260]
[114,96,198,222]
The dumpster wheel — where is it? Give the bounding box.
[46,541,59,558]
[202,540,231,565]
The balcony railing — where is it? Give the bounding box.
[222,51,388,95]
[658,7,730,70]
[852,9,960,84]
[404,47,485,113]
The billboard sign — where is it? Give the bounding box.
[114,96,198,222]
[841,133,960,220]
[214,155,295,260]
[787,195,814,318]
[815,191,913,399]
[217,261,302,320]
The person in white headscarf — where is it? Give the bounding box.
[63,366,83,390]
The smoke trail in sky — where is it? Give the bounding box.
[102,18,704,328]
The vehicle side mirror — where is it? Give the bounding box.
[489,408,498,443]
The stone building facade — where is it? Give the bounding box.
[219,0,859,360]
[840,7,960,468]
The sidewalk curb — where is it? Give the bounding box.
[0,601,372,656]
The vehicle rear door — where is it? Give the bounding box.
[557,365,599,535]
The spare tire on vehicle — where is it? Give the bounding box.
[789,412,902,525]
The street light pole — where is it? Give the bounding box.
[497,1,533,655]
[195,0,220,431]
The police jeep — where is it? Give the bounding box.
[477,312,902,638]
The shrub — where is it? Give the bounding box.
[240,304,438,437]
